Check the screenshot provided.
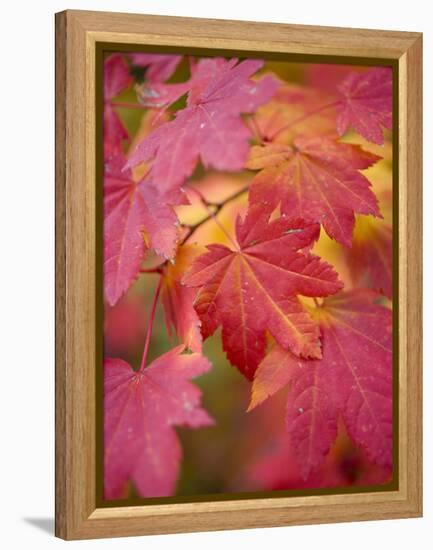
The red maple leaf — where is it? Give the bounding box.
[104,155,180,306]
[126,58,278,194]
[250,290,393,478]
[104,345,213,499]
[247,137,381,246]
[104,54,133,155]
[161,244,204,353]
[183,209,343,380]
[336,67,393,145]
[129,53,182,82]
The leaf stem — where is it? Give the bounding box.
[138,275,162,373]
[269,100,339,141]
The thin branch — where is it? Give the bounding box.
[138,184,250,277]
[180,185,249,245]
[185,185,248,250]
[188,186,239,249]
[138,275,162,373]
[187,185,211,207]
[139,267,163,274]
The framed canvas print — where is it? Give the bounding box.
[55,10,423,540]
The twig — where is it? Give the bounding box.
[139,267,163,274]
[138,184,250,277]
[184,185,248,250]
[187,186,239,249]
[138,275,162,373]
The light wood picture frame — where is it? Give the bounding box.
[55,9,422,540]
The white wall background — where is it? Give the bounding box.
[0,1,430,548]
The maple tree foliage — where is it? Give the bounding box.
[104,346,213,499]
[183,209,342,379]
[336,68,393,145]
[103,154,180,306]
[126,58,278,193]
[161,244,203,353]
[104,54,133,156]
[102,52,394,499]
[250,290,393,478]
[247,137,382,247]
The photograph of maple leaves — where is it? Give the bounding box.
[103,51,394,502]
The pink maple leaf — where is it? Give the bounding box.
[104,54,133,155]
[126,58,278,194]
[104,155,180,306]
[104,346,213,499]
[336,67,393,145]
[250,290,393,478]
